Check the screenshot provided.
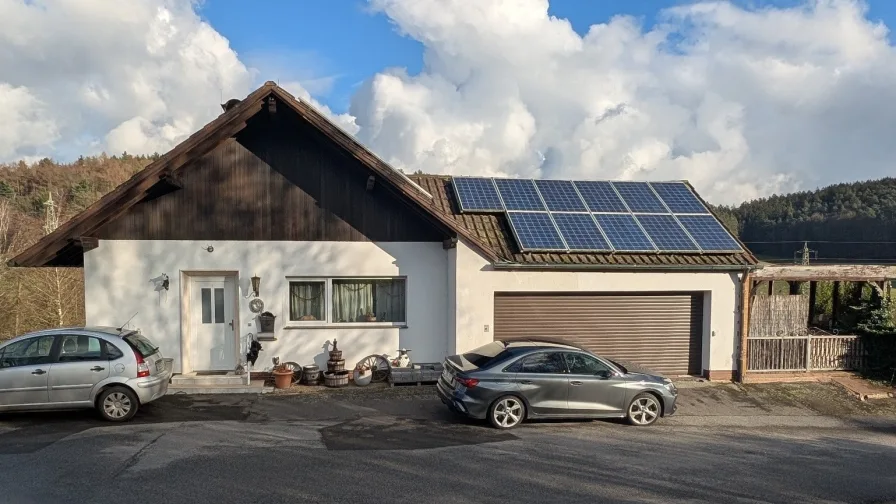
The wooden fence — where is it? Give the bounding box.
[746,294,865,372]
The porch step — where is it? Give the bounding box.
[170,372,247,387]
[167,379,272,395]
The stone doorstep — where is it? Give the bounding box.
[167,378,273,395]
[171,372,246,387]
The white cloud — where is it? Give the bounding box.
[353,0,896,203]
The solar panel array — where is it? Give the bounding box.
[451,177,742,254]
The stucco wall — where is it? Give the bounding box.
[450,241,742,374]
[84,240,449,373]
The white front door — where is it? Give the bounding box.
[191,276,236,371]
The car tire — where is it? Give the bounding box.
[626,392,661,426]
[97,386,139,422]
[488,395,526,429]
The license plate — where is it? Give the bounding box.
[441,368,455,387]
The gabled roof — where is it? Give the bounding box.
[8,82,501,267]
[410,174,759,270]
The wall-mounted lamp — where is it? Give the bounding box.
[161,273,170,291]
[251,274,260,297]
[204,245,214,253]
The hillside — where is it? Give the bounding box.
[713,178,896,263]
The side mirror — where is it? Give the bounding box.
[595,370,612,379]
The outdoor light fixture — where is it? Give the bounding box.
[161,274,170,291]
[251,274,260,297]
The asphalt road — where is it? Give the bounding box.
[0,384,894,504]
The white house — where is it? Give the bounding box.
[10,82,758,382]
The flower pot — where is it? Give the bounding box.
[364,315,377,322]
[353,369,372,387]
[272,370,293,389]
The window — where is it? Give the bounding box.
[564,353,611,375]
[519,352,567,374]
[123,333,160,358]
[332,279,406,323]
[105,342,124,360]
[0,336,55,368]
[58,335,104,362]
[201,287,225,324]
[288,281,325,322]
[285,277,407,326]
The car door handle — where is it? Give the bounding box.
[90,366,105,372]
[31,369,46,375]
[519,380,532,384]
[570,381,583,386]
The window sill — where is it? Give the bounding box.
[282,322,408,330]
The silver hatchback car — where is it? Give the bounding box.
[0,327,172,421]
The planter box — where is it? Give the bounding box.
[389,362,443,386]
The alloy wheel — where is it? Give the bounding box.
[628,396,659,425]
[103,392,132,419]
[493,398,523,428]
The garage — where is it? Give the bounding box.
[493,292,704,376]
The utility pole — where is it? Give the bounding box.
[794,241,816,265]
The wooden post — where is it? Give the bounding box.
[789,281,801,295]
[738,271,753,382]
[832,281,841,328]
[807,281,817,327]
[767,281,773,296]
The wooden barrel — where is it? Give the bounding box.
[302,364,320,385]
[323,371,349,388]
[327,359,345,372]
[329,350,343,361]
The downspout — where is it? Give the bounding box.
[738,268,753,383]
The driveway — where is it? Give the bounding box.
[0,382,893,504]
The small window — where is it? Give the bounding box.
[520,352,567,374]
[214,288,225,324]
[58,335,105,362]
[201,288,212,324]
[104,341,124,360]
[564,353,611,375]
[288,281,325,322]
[0,336,55,368]
[332,279,406,323]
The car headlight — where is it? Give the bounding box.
[663,378,677,394]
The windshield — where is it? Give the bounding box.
[123,333,160,358]
[460,341,509,368]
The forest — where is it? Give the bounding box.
[1,155,895,340]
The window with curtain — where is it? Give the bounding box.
[332,279,406,323]
[288,281,325,321]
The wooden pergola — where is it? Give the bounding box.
[738,264,896,380]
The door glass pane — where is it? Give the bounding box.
[214,288,225,324]
[564,353,610,375]
[201,288,212,324]
[0,336,55,368]
[520,353,567,374]
[59,335,105,362]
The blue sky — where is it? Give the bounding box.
[199,0,896,114]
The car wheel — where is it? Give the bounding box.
[97,386,139,422]
[626,393,660,426]
[489,395,525,429]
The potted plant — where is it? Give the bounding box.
[364,310,377,322]
[353,363,373,386]
[271,362,293,389]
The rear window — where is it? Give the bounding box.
[461,341,511,368]
[123,333,159,358]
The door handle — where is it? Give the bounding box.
[570,381,583,386]
[90,366,105,372]
[519,380,533,384]
[229,320,234,329]
[31,369,46,375]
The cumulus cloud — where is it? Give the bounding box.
[354,0,896,203]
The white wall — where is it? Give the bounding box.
[449,241,742,373]
[84,240,449,373]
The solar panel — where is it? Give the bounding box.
[507,212,567,251]
[635,215,699,252]
[677,215,743,251]
[534,180,587,212]
[552,213,611,251]
[495,178,546,211]
[452,177,503,212]
[650,182,709,214]
[611,181,667,213]
[573,181,628,212]
[594,214,656,251]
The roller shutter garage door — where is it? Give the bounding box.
[494,293,704,376]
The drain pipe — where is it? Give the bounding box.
[738,268,753,383]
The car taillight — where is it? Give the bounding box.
[455,376,479,388]
[134,348,150,377]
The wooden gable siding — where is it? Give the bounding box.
[96,107,445,242]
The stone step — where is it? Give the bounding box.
[170,373,246,387]
[167,380,272,395]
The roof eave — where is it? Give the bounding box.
[490,261,759,272]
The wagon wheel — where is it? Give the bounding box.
[358,354,391,382]
[283,361,303,383]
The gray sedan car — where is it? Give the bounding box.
[437,338,678,429]
[0,327,172,421]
